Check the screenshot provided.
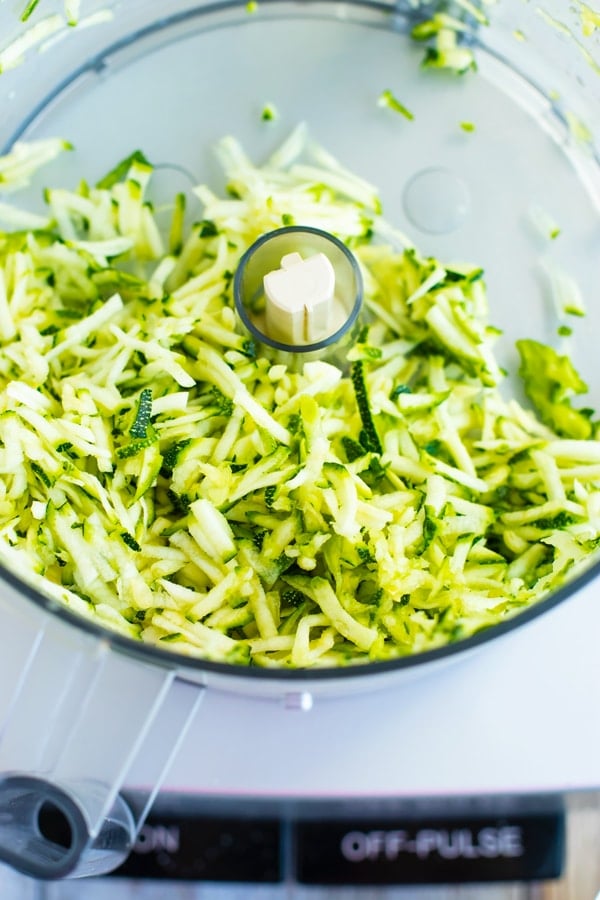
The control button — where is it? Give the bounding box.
[114,815,281,883]
[294,813,565,885]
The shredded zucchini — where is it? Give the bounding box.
[411,10,479,75]
[2,5,113,73]
[0,130,598,669]
[377,90,415,121]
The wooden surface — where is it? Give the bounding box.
[1,793,599,899]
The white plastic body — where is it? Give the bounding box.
[0,0,599,882]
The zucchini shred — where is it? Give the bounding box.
[0,132,598,669]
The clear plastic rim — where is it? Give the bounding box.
[0,0,599,682]
[1,0,398,153]
[4,552,598,683]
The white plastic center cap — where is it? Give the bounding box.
[263,251,335,345]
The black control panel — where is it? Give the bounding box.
[109,794,565,886]
[295,813,564,885]
[114,813,281,883]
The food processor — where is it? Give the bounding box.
[0,0,599,891]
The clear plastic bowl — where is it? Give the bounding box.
[0,0,599,880]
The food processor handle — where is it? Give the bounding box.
[0,584,203,879]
